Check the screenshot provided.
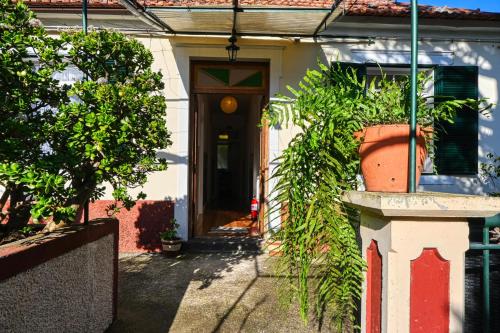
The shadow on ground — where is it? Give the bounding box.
[107,252,328,333]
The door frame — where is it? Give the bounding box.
[188,59,270,238]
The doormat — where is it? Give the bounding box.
[208,226,249,234]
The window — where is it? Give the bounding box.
[366,67,415,86]
[335,62,479,176]
[217,144,229,170]
[434,66,479,175]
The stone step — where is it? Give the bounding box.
[184,237,263,254]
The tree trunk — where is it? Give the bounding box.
[0,188,10,224]
[42,219,69,232]
[42,179,95,233]
[6,185,32,232]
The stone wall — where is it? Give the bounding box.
[0,220,118,333]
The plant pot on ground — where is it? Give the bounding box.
[159,219,182,256]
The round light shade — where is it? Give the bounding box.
[220,96,238,114]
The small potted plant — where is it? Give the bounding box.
[159,219,182,256]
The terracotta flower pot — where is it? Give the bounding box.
[161,238,182,256]
[356,124,427,193]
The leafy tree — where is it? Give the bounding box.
[31,29,172,230]
[481,153,500,196]
[0,0,66,230]
[1,1,171,231]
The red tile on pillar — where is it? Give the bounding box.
[367,240,382,333]
[410,248,450,333]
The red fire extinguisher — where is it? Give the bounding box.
[250,196,259,221]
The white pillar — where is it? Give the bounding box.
[343,191,500,333]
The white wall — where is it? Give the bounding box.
[111,37,284,239]
[40,21,500,238]
[111,31,500,238]
[278,38,500,195]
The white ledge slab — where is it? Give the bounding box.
[342,191,500,218]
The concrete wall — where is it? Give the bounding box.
[0,221,118,333]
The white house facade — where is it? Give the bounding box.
[26,0,500,248]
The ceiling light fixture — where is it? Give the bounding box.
[226,30,240,62]
[220,96,238,114]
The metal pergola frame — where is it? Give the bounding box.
[141,1,343,38]
[79,0,419,198]
[409,0,418,193]
[137,0,419,193]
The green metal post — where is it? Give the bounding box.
[82,0,88,222]
[409,0,418,193]
[82,0,88,34]
[483,225,491,333]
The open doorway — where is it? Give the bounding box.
[189,61,269,238]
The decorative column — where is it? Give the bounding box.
[342,191,500,333]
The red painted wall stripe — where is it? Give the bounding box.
[80,200,174,253]
[2,199,174,253]
[410,248,450,333]
[366,239,382,333]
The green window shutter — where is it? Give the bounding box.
[338,62,367,82]
[434,66,479,175]
[329,62,366,89]
[333,62,366,81]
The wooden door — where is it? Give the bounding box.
[189,94,199,238]
[258,96,269,236]
[189,60,270,238]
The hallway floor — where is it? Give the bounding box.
[107,252,329,333]
[195,210,259,237]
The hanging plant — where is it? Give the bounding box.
[264,62,489,331]
[264,63,366,331]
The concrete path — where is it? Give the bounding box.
[107,252,328,333]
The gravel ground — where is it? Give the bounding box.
[107,252,329,333]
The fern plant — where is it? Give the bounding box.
[264,62,488,331]
[265,63,366,331]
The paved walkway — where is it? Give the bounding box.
[107,252,328,333]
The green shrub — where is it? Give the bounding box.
[0,0,172,229]
[0,0,66,230]
[159,219,180,240]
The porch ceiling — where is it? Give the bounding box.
[146,4,341,37]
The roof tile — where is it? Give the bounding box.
[22,0,500,21]
[343,0,500,21]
